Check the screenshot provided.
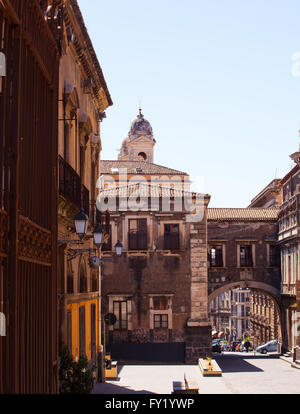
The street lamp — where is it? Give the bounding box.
[93,223,104,248]
[74,208,88,240]
[115,240,123,256]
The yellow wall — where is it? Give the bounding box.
[67,298,99,362]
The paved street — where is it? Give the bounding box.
[93,352,300,394]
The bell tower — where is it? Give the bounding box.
[118,109,156,163]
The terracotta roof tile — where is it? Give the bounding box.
[208,208,279,221]
[100,182,209,199]
[101,160,188,176]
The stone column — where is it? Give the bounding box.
[185,196,212,363]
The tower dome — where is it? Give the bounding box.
[118,109,156,162]
[128,109,154,141]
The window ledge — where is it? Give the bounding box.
[127,251,148,256]
[238,266,255,269]
[158,250,182,256]
[209,266,227,270]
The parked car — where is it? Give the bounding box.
[212,340,222,353]
[256,340,279,354]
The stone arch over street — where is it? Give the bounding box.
[208,280,284,348]
[208,281,280,304]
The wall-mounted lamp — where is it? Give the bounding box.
[93,223,104,248]
[91,134,101,145]
[115,240,123,257]
[74,208,89,240]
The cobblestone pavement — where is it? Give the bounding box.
[92,352,300,394]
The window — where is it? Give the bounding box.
[113,301,128,330]
[209,245,223,267]
[154,314,168,329]
[79,263,87,293]
[67,310,72,354]
[239,245,253,267]
[67,261,73,294]
[102,225,112,251]
[269,245,279,267]
[79,306,86,357]
[91,269,98,292]
[128,219,147,250]
[138,152,147,161]
[90,304,96,364]
[164,224,180,250]
[153,296,168,310]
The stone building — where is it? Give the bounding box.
[230,288,251,342]
[207,208,282,348]
[209,292,231,338]
[56,0,112,377]
[247,180,282,348]
[278,148,300,354]
[248,179,282,209]
[99,112,211,363]
[249,291,280,349]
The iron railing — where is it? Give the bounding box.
[59,156,90,215]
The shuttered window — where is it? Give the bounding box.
[67,310,72,355]
[90,304,96,364]
[113,301,127,330]
[164,224,180,250]
[128,219,147,250]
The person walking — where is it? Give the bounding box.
[244,340,250,353]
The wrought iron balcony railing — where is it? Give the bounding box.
[59,156,89,215]
[281,284,296,296]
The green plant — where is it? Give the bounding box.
[59,347,96,394]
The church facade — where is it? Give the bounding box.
[99,111,211,363]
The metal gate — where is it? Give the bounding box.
[107,342,186,364]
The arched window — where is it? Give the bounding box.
[91,269,99,292]
[138,152,147,161]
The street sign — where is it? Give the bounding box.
[104,313,117,326]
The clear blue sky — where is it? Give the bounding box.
[78,0,300,207]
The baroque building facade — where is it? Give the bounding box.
[57,0,112,380]
[99,112,211,363]
[278,148,300,356]
[98,111,286,363]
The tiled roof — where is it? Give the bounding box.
[99,182,209,199]
[208,208,279,221]
[101,160,188,176]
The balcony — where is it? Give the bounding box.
[281,284,296,296]
[59,156,89,215]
